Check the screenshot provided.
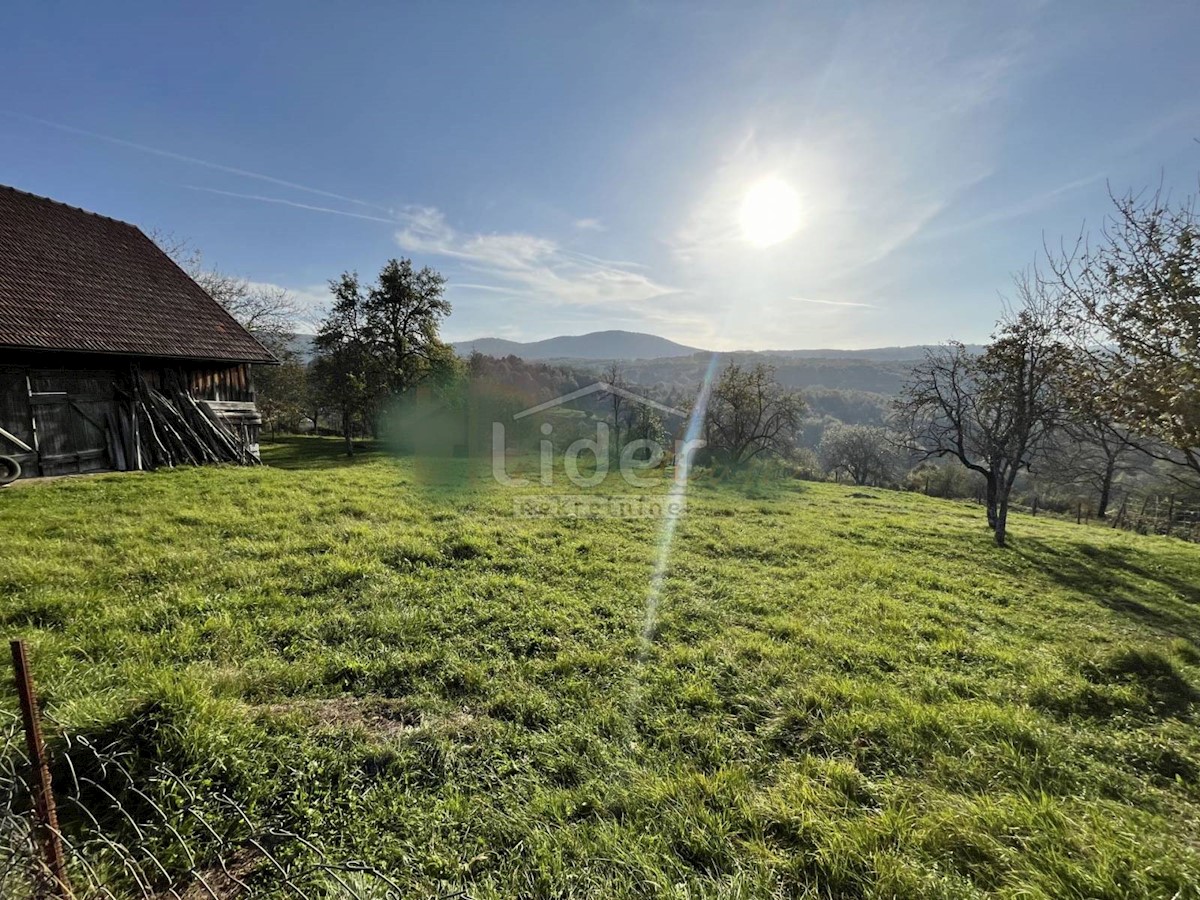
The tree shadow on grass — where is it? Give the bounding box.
[260,436,387,470]
[1014,535,1200,643]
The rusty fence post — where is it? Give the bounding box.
[10,639,72,899]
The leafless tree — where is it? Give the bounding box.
[704,362,804,470]
[1045,409,1149,519]
[600,362,627,453]
[153,233,299,356]
[896,276,1065,546]
[1046,184,1200,480]
[819,424,895,486]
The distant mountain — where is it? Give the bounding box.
[451,330,980,364]
[297,327,979,368]
[755,344,985,361]
[283,332,317,362]
[451,330,702,361]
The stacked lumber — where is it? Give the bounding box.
[109,367,259,471]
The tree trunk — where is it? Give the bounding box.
[984,475,999,530]
[994,495,1009,547]
[993,470,1020,547]
[1097,457,1116,519]
[343,412,354,457]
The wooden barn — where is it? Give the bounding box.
[0,185,276,481]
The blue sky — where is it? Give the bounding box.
[2,2,1198,350]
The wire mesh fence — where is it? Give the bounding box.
[0,704,445,899]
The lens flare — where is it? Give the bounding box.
[639,353,721,656]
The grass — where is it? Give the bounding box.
[2,435,1199,898]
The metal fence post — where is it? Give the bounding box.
[10,639,71,899]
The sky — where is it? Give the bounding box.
[1,2,1198,351]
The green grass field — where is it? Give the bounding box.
[3,436,1199,898]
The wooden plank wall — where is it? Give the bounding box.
[0,360,260,478]
[187,364,255,402]
[0,367,38,474]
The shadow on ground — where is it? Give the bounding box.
[1015,535,1200,643]
[260,437,387,470]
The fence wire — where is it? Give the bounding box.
[1,708,447,900]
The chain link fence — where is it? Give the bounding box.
[1,704,449,899]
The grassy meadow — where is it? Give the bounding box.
[2,436,1199,898]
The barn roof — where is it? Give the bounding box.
[0,185,276,364]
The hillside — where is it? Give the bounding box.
[294,330,962,402]
[760,344,986,361]
[450,330,981,364]
[1,437,1198,898]
[452,330,702,360]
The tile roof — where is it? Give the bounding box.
[0,185,276,363]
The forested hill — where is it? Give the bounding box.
[568,353,920,436]
[557,352,920,398]
[449,330,983,364]
[451,330,701,360]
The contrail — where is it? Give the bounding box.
[182,185,398,224]
[791,295,877,308]
[5,111,393,214]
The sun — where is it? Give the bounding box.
[738,177,802,247]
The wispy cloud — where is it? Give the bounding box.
[7,111,392,213]
[395,207,678,312]
[791,295,876,309]
[183,185,398,224]
[916,171,1107,243]
[574,217,605,232]
[449,282,526,295]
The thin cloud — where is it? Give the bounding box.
[917,171,1107,243]
[7,111,392,213]
[574,217,605,231]
[182,185,398,224]
[395,208,678,312]
[448,282,525,295]
[791,295,876,309]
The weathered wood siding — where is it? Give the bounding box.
[0,353,262,479]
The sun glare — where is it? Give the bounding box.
[738,177,802,247]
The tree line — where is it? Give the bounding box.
[896,183,1200,546]
[165,173,1199,549]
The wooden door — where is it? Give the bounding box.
[27,369,117,476]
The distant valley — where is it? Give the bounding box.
[287,329,980,404]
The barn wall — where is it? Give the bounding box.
[0,363,118,476]
[0,366,37,474]
[186,363,256,403]
[0,351,263,478]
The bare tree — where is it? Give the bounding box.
[896,277,1064,546]
[154,234,298,356]
[819,424,894,486]
[1047,185,1200,479]
[704,362,804,470]
[1046,411,1148,519]
[600,362,627,454]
